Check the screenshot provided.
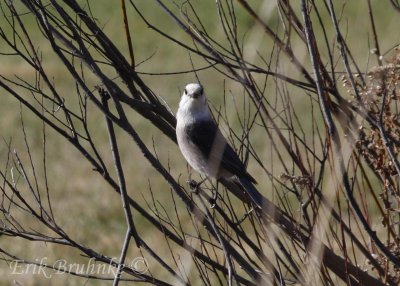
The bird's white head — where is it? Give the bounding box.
[177,83,210,121]
[182,83,206,102]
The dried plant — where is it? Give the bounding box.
[0,1,399,286]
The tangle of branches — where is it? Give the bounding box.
[0,1,399,285]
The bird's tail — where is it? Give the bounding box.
[238,177,264,209]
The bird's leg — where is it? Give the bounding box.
[187,178,219,208]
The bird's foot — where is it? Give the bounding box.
[187,179,218,208]
[209,189,218,208]
[188,178,207,190]
[209,200,216,209]
[187,179,198,191]
[187,179,205,193]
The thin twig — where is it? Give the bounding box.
[120,0,135,67]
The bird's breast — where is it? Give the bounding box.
[176,123,209,176]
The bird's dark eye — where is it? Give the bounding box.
[184,88,187,95]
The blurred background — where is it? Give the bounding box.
[0,1,399,285]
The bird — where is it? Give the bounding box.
[176,83,263,208]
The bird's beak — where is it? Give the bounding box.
[191,92,201,98]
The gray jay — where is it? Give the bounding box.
[176,83,263,208]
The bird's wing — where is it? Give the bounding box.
[185,120,256,183]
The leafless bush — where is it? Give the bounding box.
[0,1,399,285]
